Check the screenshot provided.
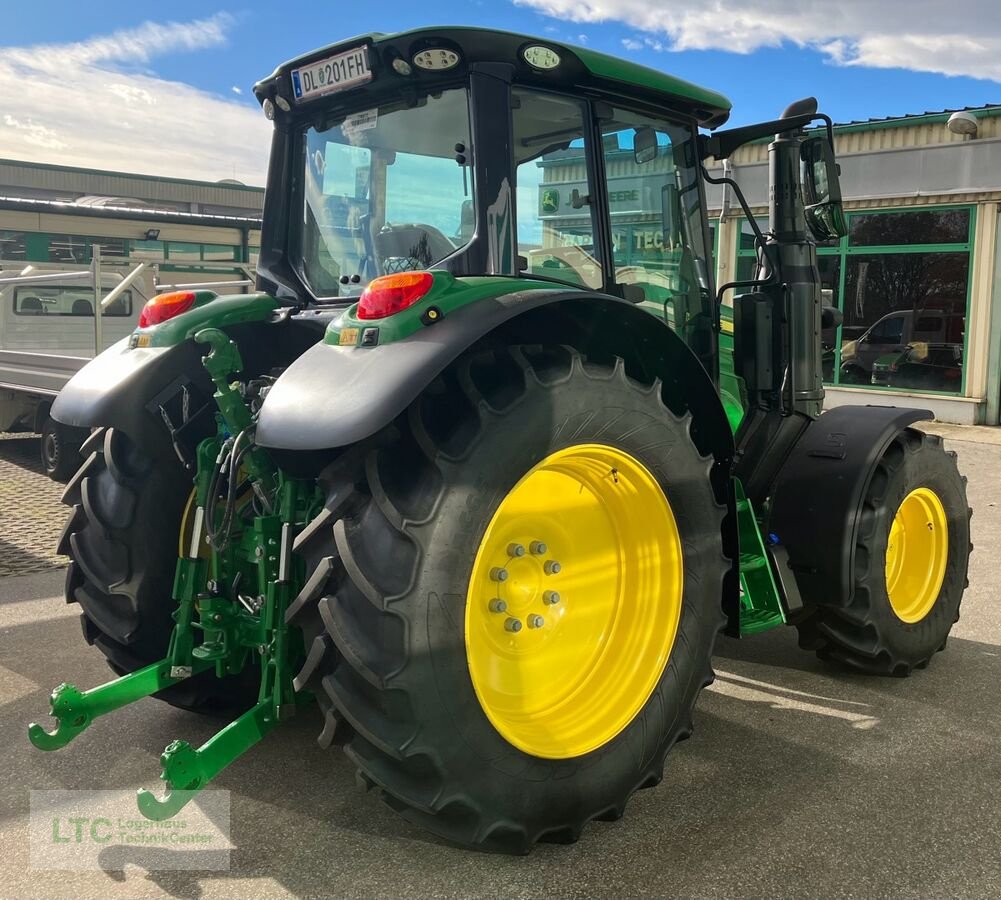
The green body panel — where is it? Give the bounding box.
[718,308,746,433]
[571,43,731,119]
[734,481,786,633]
[325,272,573,347]
[134,291,279,348]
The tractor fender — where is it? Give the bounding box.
[51,338,209,462]
[256,288,733,463]
[766,405,933,609]
[51,313,327,463]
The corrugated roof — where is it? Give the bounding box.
[831,103,1001,130]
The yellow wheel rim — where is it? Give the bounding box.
[884,487,948,624]
[464,443,684,759]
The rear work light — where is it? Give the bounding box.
[356,272,434,320]
[138,291,196,328]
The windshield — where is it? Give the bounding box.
[299,88,474,299]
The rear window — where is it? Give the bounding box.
[14,286,132,317]
[915,316,943,332]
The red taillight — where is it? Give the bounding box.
[357,272,434,320]
[138,291,196,328]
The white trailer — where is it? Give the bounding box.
[0,252,254,479]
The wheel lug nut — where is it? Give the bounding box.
[528,614,545,629]
[504,617,522,633]
[490,567,508,582]
[544,591,560,605]
[489,599,508,613]
[544,560,561,575]
[530,541,547,555]
[507,543,526,558]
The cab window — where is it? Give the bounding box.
[598,108,711,353]
[512,89,600,289]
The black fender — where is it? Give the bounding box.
[51,316,329,462]
[767,404,934,610]
[51,338,210,463]
[257,287,741,632]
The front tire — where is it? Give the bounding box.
[290,345,727,852]
[795,428,971,675]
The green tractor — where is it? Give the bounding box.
[31,27,971,853]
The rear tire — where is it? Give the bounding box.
[290,344,728,852]
[795,428,971,675]
[41,416,84,482]
[59,427,256,712]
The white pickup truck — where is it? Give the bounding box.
[0,271,146,479]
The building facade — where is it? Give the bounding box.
[0,158,263,280]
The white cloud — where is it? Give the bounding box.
[0,14,271,183]
[3,115,66,150]
[515,0,1001,81]
[621,38,643,51]
[231,85,243,95]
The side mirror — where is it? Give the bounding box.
[801,135,847,241]
[634,127,658,165]
[661,183,682,247]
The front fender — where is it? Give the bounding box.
[767,404,934,609]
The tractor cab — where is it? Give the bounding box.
[253,27,730,366]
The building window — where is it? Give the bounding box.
[734,206,973,395]
[839,250,968,391]
[46,235,128,263]
[165,241,201,262]
[201,244,240,261]
[129,239,166,261]
[848,208,970,246]
[0,231,27,261]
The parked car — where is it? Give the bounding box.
[871,342,963,391]
[839,309,964,383]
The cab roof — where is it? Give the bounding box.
[254,26,732,129]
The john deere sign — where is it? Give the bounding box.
[539,176,655,218]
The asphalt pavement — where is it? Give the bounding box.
[1,428,999,899]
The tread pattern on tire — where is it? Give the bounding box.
[289,344,728,853]
[795,428,972,676]
[59,427,256,711]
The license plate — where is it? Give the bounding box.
[291,46,371,103]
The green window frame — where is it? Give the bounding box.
[735,204,975,396]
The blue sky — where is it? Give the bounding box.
[1,1,998,184]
